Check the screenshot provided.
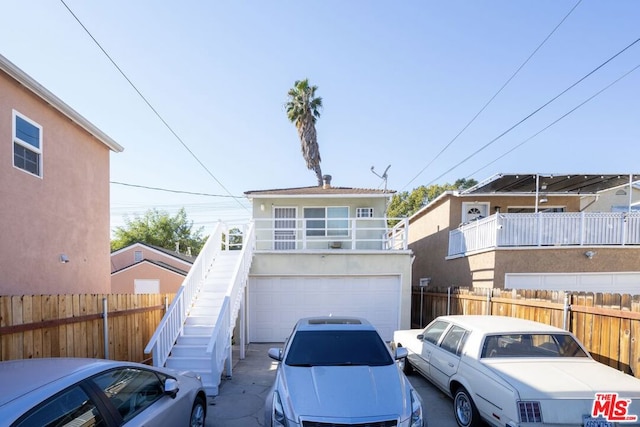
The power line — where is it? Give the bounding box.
[59,0,250,214]
[402,0,582,190]
[420,36,640,189]
[466,63,640,178]
[110,181,245,198]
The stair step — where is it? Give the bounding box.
[185,316,217,326]
[183,325,215,336]
[171,344,207,357]
[166,356,212,370]
[176,335,210,346]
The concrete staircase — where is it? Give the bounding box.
[164,251,243,395]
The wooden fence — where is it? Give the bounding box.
[0,294,173,364]
[412,287,640,379]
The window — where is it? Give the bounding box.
[420,320,449,345]
[91,368,166,422]
[15,385,105,427]
[439,326,468,356]
[13,111,42,177]
[356,207,374,218]
[134,251,143,262]
[304,207,348,237]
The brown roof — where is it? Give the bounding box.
[244,186,395,197]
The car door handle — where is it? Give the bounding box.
[448,362,455,367]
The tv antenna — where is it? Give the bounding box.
[371,165,391,190]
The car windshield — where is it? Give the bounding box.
[285,330,394,367]
[481,333,589,358]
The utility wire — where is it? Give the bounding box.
[60,0,250,213]
[110,181,245,198]
[402,0,582,190]
[466,63,640,178]
[420,36,640,189]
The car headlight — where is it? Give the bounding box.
[410,389,424,427]
[273,391,288,427]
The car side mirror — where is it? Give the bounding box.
[395,347,408,360]
[417,334,424,341]
[268,347,283,361]
[164,378,179,399]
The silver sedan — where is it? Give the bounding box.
[0,358,207,426]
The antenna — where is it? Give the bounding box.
[371,165,391,190]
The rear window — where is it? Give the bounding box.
[285,330,393,367]
[482,333,589,358]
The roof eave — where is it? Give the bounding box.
[0,54,123,153]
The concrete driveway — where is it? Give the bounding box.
[206,343,460,427]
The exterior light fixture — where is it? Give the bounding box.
[60,254,70,263]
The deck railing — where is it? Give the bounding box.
[252,217,409,251]
[144,221,225,366]
[448,212,640,257]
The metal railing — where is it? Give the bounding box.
[449,212,640,256]
[144,222,225,366]
[252,217,409,251]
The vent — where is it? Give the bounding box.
[518,401,542,423]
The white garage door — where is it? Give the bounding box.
[506,272,640,294]
[248,276,401,342]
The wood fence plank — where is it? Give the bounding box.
[58,295,68,357]
[22,296,33,359]
[32,296,43,359]
[11,296,23,360]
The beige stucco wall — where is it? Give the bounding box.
[408,193,633,291]
[250,251,413,329]
[0,70,111,295]
[111,263,185,294]
[581,186,640,212]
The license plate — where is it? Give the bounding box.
[583,415,613,427]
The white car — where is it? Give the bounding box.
[265,316,425,427]
[0,358,207,427]
[392,315,640,427]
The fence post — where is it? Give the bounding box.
[486,289,491,315]
[563,292,570,330]
[102,297,109,359]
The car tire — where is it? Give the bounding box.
[453,387,481,427]
[190,396,206,427]
[401,357,413,375]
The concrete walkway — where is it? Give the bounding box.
[206,343,277,427]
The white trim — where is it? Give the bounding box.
[111,260,188,277]
[12,110,43,178]
[110,242,193,268]
[0,53,123,153]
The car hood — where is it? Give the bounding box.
[279,364,408,420]
[485,359,640,399]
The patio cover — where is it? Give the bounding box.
[461,173,640,195]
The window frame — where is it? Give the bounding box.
[356,207,374,218]
[12,110,43,178]
[303,206,349,237]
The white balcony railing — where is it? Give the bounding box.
[448,212,640,257]
[252,217,409,251]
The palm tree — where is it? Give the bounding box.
[286,79,323,186]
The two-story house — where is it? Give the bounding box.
[0,54,123,295]
[408,173,640,294]
[245,177,413,342]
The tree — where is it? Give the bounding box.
[111,208,207,255]
[387,178,478,225]
[286,79,323,186]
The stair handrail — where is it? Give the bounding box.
[144,221,225,366]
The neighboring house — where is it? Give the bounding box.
[408,173,640,294]
[244,176,413,342]
[0,54,123,295]
[111,242,195,294]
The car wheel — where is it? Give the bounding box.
[401,356,413,375]
[453,387,481,427]
[190,396,206,427]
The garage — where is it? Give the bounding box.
[248,275,401,342]
[505,272,640,294]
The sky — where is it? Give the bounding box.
[1,1,639,236]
